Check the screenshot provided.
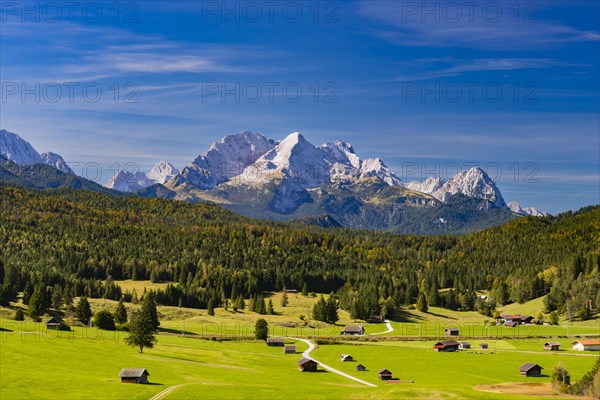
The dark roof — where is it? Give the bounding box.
[267,337,285,343]
[119,368,149,378]
[445,328,459,332]
[544,342,560,346]
[284,345,296,350]
[520,363,543,372]
[342,326,363,333]
[298,358,316,366]
[47,316,63,324]
[378,369,392,374]
[436,340,460,347]
[459,342,471,346]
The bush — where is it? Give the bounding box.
[255,318,268,340]
[93,310,116,331]
[116,322,130,331]
[14,309,25,321]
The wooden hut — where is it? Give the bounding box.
[46,316,63,330]
[544,342,560,351]
[266,337,285,347]
[284,345,297,354]
[519,363,542,377]
[378,369,393,380]
[356,364,366,371]
[119,368,150,384]
[444,328,459,336]
[298,358,318,372]
[433,340,460,352]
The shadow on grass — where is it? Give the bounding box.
[158,327,197,336]
[390,309,426,323]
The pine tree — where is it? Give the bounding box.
[125,309,157,353]
[51,286,63,310]
[207,299,215,316]
[325,295,339,323]
[75,296,92,324]
[235,295,245,311]
[301,283,308,296]
[267,299,275,315]
[140,295,160,329]
[281,289,289,307]
[114,298,128,324]
[417,292,428,313]
[549,311,559,325]
[28,285,48,319]
[312,295,327,322]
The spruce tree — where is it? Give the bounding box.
[114,298,128,324]
[140,295,160,329]
[267,299,275,315]
[125,309,157,353]
[417,292,428,313]
[75,296,92,324]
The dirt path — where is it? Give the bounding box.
[148,384,182,400]
[289,337,377,387]
[369,320,393,336]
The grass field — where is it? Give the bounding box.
[1,317,598,400]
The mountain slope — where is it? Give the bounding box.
[0,129,74,174]
[106,161,179,192]
[0,155,118,194]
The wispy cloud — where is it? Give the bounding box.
[357,1,600,50]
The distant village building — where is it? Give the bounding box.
[119,368,150,384]
[284,345,296,354]
[378,369,393,380]
[544,342,560,351]
[444,328,459,337]
[505,321,518,328]
[266,337,285,347]
[367,315,383,323]
[356,364,366,371]
[434,340,460,352]
[297,358,318,372]
[479,343,489,350]
[498,314,534,326]
[340,354,353,362]
[519,363,543,377]
[459,342,471,350]
[572,340,600,351]
[284,289,298,294]
[341,326,364,336]
[46,316,63,330]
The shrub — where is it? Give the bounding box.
[14,309,25,321]
[93,310,116,331]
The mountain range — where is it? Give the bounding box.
[0,129,549,233]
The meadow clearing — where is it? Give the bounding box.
[1,285,598,400]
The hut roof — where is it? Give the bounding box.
[119,368,149,378]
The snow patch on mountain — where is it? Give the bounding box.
[408,167,505,207]
[1,129,74,174]
[179,131,275,189]
[508,201,549,217]
[41,152,74,174]
[0,129,45,165]
[106,161,179,192]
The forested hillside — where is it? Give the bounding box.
[0,184,598,320]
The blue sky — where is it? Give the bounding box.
[1,0,598,213]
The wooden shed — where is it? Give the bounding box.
[444,328,459,336]
[119,368,150,384]
[46,316,63,330]
[341,354,353,362]
[284,345,297,354]
[356,364,366,371]
[341,326,364,336]
[479,343,489,350]
[434,340,460,352]
[519,363,543,377]
[544,342,560,351]
[266,337,285,347]
[298,358,318,372]
[459,342,471,350]
[378,369,393,380]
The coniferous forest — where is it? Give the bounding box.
[0,184,598,321]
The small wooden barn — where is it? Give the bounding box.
[544,342,560,351]
[119,368,150,384]
[46,316,63,330]
[266,337,285,347]
[459,342,471,350]
[519,363,543,377]
[434,340,460,352]
[444,328,459,336]
[378,369,393,380]
[284,345,297,354]
[356,364,366,371]
[298,358,318,372]
[479,343,489,350]
[341,354,353,362]
[341,326,364,336]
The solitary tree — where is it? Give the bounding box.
[255,318,268,341]
[551,362,571,393]
[125,309,157,353]
[267,299,275,315]
[114,298,128,324]
[75,296,93,325]
[281,290,289,307]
